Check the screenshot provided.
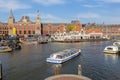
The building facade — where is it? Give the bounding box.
[0,22,8,37]
[42,21,82,35]
[0,10,120,38]
[7,10,41,37]
[84,23,120,38]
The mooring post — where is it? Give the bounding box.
[55,65,59,75]
[78,64,82,75]
[0,61,2,80]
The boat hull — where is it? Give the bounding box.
[103,50,119,54]
[0,48,12,53]
[38,41,48,44]
[103,45,120,54]
[46,51,80,64]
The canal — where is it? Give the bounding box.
[0,41,120,80]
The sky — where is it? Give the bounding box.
[0,0,120,24]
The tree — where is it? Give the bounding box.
[66,24,76,32]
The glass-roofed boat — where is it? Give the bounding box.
[46,48,81,63]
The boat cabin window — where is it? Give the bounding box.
[50,54,54,58]
[56,55,62,59]
[107,47,113,50]
[0,44,7,46]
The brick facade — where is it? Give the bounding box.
[85,23,120,38]
[0,10,120,38]
[5,9,41,37]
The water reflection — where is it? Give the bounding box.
[52,64,62,75]
[104,53,119,63]
[1,41,120,80]
[52,64,62,69]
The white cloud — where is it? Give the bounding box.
[83,5,94,8]
[94,0,120,3]
[27,13,69,23]
[83,4,102,8]
[104,0,120,3]
[18,12,120,24]
[101,16,120,24]
[0,0,31,10]
[27,13,36,18]
[33,0,66,6]
[77,12,120,24]
[78,0,120,3]
[41,14,69,23]
[78,13,100,19]
[41,14,59,20]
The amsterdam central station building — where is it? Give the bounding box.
[0,10,120,38]
[0,10,82,37]
[0,10,41,37]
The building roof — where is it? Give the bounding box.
[9,9,14,18]
[42,23,69,26]
[85,28,102,33]
[18,16,32,23]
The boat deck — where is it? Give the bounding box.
[45,74,91,80]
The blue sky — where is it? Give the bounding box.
[0,0,120,24]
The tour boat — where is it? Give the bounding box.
[46,48,81,63]
[103,45,120,54]
[51,31,108,42]
[37,36,48,44]
[0,45,12,53]
[113,42,120,47]
[22,38,37,45]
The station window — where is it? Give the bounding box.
[28,30,31,34]
[19,31,22,34]
[24,31,26,34]
[33,31,35,34]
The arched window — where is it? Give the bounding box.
[37,27,39,29]
[24,31,26,34]
[33,31,35,34]
[19,31,22,34]
[28,30,31,34]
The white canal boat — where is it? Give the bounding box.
[113,42,120,47]
[103,45,120,54]
[46,48,81,63]
[0,44,12,53]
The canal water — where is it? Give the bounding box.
[0,41,120,80]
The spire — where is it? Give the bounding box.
[36,10,41,24]
[9,9,14,18]
[36,10,40,19]
[8,9,15,24]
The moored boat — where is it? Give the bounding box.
[37,36,48,44]
[103,45,120,54]
[22,38,37,45]
[46,48,81,63]
[113,42,120,47]
[0,44,12,53]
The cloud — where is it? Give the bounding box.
[41,14,59,20]
[27,13,69,23]
[94,0,120,3]
[0,0,31,10]
[27,13,59,19]
[104,0,120,3]
[77,0,120,3]
[77,12,120,24]
[41,14,69,23]
[83,4,102,8]
[78,13,100,19]
[33,0,66,6]
[102,16,120,24]
[27,13,36,18]
[83,5,95,8]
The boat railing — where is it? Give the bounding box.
[50,48,79,59]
